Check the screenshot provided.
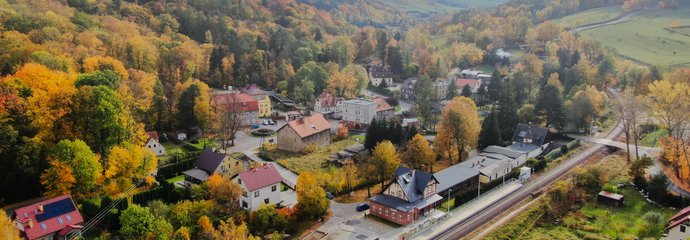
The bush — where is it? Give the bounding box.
[602,183,619,194]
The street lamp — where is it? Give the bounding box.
[477,176,481,198]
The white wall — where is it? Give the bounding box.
[236,181,282,211]
[146,139,166,156]
[667,224,690,240]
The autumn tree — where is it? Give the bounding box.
[177,81,212,130]
[403,134,436,172]
[617,89,644,162]
[294,61,328,100]
[104,143,158,197]
[446,80,458,100]
[82,56,129,80]
[296,171,330,219]
[248,204,289,236]
[478,108,502,148]
[370,140,401,188]
[40,139,102,198]
[646,80,690,140]
[0,211,21,240]
[535,84,564,128]
[217,218,259,240]
[120,204,173,240]
[207,174,242,205]
[660,137,690,181]
[461,85,472,98]
[66,85,128,155]
[435,97,481,163]
[327,69,358,99]
[75,70,121,89]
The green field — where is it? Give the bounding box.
[580,7,690,68]
[381,0,508,14]
[555,6,623,28]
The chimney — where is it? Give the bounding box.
[38,204,44,212]
[28,219,34,228]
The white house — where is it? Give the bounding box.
[338,99,377,125]
[663,206,690,240]
[369,64,394,87]
[496,48,512,59]
[145,131,165,156]
[233,164,287,211]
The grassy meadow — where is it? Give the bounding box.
[554,6,623,28]
[579,7,690,69]
[380,0,508,14]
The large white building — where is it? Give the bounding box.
[369,64,394,87]
[233,164,289,211]
[338,99,377,125]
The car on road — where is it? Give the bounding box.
[251,124,260,129]
[262,120,269,125]
[356,203,369,212]
[268,119,276,125]
[326,192,334,200]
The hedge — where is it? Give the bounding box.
[157,157,196,179]
[132,180,190,205]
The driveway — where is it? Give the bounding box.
[309,201,397,240]
[225,119,286,153]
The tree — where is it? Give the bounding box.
[295,62,328,97]
[461,85,472,98]
[197,215,218,240]
[40,139,102,198]
[646,80,690,140]
[647,173,669,203]
[0,211,21,240]
[211,94,244,148]
[296,171,329,219]
[403,134,436,172]
[535,84,564,128]
[177,84,201,129]
[478,108,501,148]
[435,97,481,163]
[208,174,242,205]
[446,80,458,100]
[75,70,121,89]
[104,143,158,197]
[336,125,349,140]
[248,205,289,236]
[327,69,358,99]
[343,65,369,95]
[370,141,401,189]
[566,92,594,131]
[520,54,544,101]
[217,218,260,240]
[414,75,434,129]
[120,204,172,240]
[618,89,644,162]
[629,156,654,180]
[82,56,129,80]
[67,85,128,155]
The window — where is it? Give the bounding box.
[153,144,156,147]
[272,185,277,192]
[254,191,259,197]
[385,210,389,216]
[398,214,402,221]
[57,217,63,224]
[40,223,47,230]
[682,225,687,233]
[220,165,225,173]
[242,201,248,209]
[66,214,71,222]
[378,208,382,214]
[238,178,242,184]
[264,198,269,204]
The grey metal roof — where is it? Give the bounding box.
[183,168,210,182]
[394,167,437,203]
[512,123,551,146]
[507,143,541,153]
[195,148,226,173]
[434,164,479,193]
[483,146,524,159]
[369,194,443,212]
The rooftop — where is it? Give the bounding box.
[13,195,84,240]
[280,113,332,138]
[194,148,227,173]
[211,92,259,112]
[369,194,442,212]
[341,99,376,106]
[372,97,393,112]
[434,164,479,193]
[238,164,284,192]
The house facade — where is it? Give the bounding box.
[12,195,84,240]
[182,148,245,184]
[211,92,259,125]
[664,206,690,240]
[240,85,272,118]
[455,78,481,93]
[368,64,394,87]
[369,167,442,225]
[314,92,343,118]
[401,78,417,100]
[232,164,286,211]
[144,131,165,156]
[338,99,377,125]
[277,113,332,152]
[372,97,394,121]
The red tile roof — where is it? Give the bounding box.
[238,164,283,192]
[13,195,84,240]
[281,113,332,138]
[455,78,480,90]
[315,92,342,108]
[372,97,393,112]
[146,131,159,141]
[668,205,690,229]
[211,92,259,112]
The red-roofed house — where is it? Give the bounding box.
[455,78,481,93]
[145,131,165,156]
[277,113,332,152]
[372,97,394,121]
[664,206,690,240]
[211,92,259,125]
[314,92,343,118]
[11,195,84,240]
[232,164,291,211]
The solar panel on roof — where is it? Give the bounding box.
[35,198,76,222]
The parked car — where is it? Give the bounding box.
[326,192,334,200]
[356,203,369,212]
[262,120,269,125]
[268,119,276,125]
[251,124,260,129]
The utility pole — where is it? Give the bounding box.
[447,189,452,212]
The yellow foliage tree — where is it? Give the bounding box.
[208,174,242,204]
[104,143,158,197]
[660,137,690,182]
[403,134,436,171]
[0,211,21,240]
[646,80,690,139]
[435,97,480,164]
[546,72,563,94]
[327,69,358,98]
[197,215,218,240]
[82,56,129,80]
[217,218,260,240]
[40,160,77,198]
[296,171,330,219]
[370,140,401,188]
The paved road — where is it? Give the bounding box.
[431,118,624,239]
[569,10,641,33]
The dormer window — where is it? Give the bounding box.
[66,214,71,222]
[58,217,63,224]
[40,223,46,230]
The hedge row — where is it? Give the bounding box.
[157,157,196,179]
[132,180,189,205]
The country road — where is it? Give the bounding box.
[569,10,640,33]
[431,90,625,239]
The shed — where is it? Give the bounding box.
[597,191,624,207]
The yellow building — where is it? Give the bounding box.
[241,85,272,118]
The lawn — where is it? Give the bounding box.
[165,175,184,184]
[380,0,507,14]
[554,6,623,28]
[580,7,690,69]
[437,198,455,212]
[640,128,668,147]
[268,139,357,174]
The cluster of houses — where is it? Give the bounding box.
[401,67,493,102]
[369,123,553,225]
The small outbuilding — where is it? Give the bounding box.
[597,191,624,207]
